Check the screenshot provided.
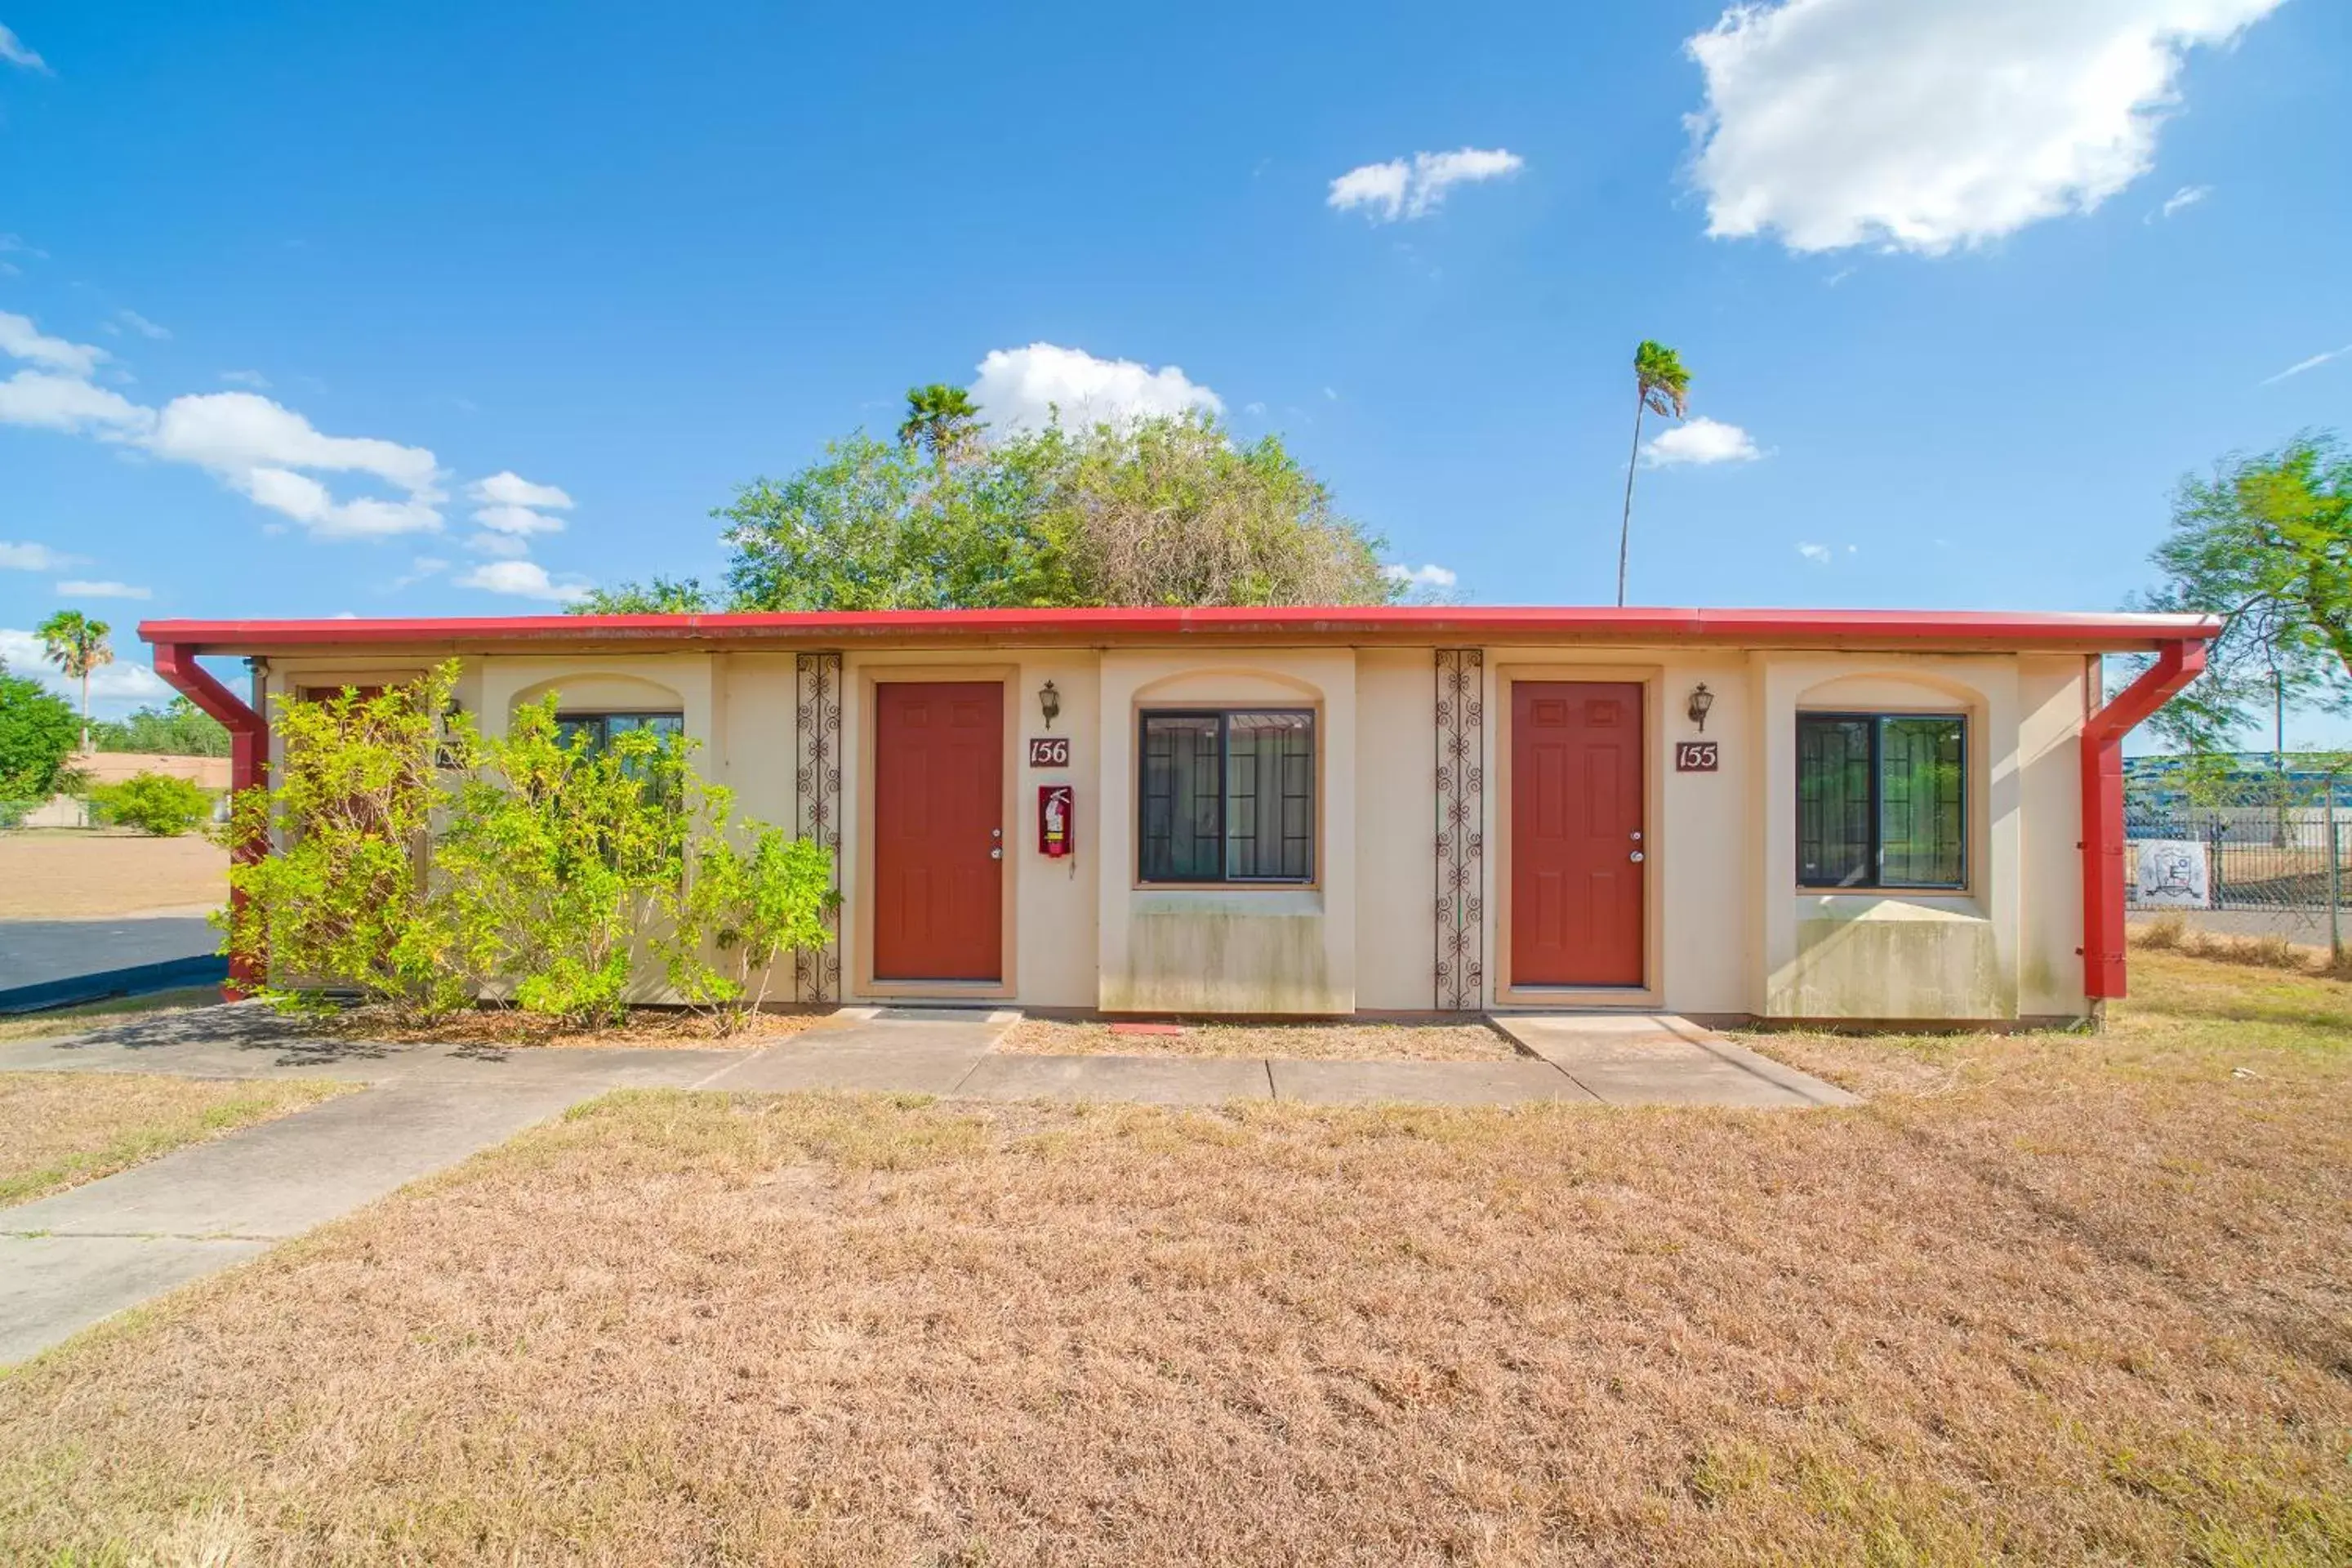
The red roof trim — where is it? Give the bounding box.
[140,605,2219,653]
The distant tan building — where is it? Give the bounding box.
[144,605,2212,1026]
[75,751,234,790]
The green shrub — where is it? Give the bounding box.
[662,786,839,1032]
[222,663,839,1030]
[0,670,78,800]
[219,666,471,1021]
[434,692,700,1029]
[87,771,214,836]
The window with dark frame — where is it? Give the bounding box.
[1796,712,1966,889]
[554,711,685,752]
[1139,709,1315,884]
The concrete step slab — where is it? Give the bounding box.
[1269,1057,1600,1107]
[956,1054,1272,1106]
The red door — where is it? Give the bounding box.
[1512,682,1644,987]
[874,682,1003,981]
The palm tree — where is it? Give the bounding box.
[898,383,984,469]
[37,608,112,752]
[1615,340,1690,607]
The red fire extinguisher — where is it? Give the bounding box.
[1039,784,1074,858]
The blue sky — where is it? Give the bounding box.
[2,0,2348,727]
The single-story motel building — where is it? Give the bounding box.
[142,606,2216,1028]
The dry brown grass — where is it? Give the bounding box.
[0,1071,350,1207]
[999,1015,1521,1061]
[0,831,227,919]
[2132,910,2319,971]
[1,950,2346,1565]
[329,1003,845,1051]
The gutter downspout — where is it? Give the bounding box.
[2081,638,2208,1007]
[152,644,268,997]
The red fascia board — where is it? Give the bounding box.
[139,605,2220,654]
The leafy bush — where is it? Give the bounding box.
[0,798,33,831]
[0,669,79,800]
[224,665,838,1029]
[662,787,839,1032]
[219,667,470,1021]
[88,771,214,836]
[435,693,700,1028]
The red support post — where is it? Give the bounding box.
[2081,639,2208,1003]
[151,644,269,998]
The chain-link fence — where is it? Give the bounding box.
[2126,805,2352,947]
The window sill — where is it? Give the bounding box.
[1132,886,1324,917]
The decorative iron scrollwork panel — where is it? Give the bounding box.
[792,652,844,1003]
[1434,648,1485,1009]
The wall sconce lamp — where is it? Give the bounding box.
[1686,683,1715,733]
[1039,679,1061,731]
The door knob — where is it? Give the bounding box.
[990,847,1004,860]
[1630,830,1642,841]
[1629,850,1645,863]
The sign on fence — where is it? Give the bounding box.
[2134,839,2211,907]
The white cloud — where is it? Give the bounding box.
[1795,541,1833,563]
[145,392,445,537]
[56,580,152,599]
[0,369,152,434]
[466,531,532,558]
[0,23,48,74]
[1684,0,2283,255]
[464,471,573,540]
[2158,183,2211,219]
[0,541,84,572]
[386,555,449,591]
[219,369,270,389]
[1642,416,1763,466]
[0,629,172,706]
[455,559,590,603]
[969,343,1223,434]
[470,471,574,510]
[115,310,171,341]
[1328,147,1525,222]
[0,310,109,377]
[2260,343,2352,387]
[147,392,439,494]
[1382,563,1459,589]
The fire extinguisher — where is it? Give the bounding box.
[1039,784,1074,858]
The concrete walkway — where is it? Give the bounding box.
[0,1003,1854,1363]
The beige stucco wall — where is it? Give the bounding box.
[251,639,2094,1022]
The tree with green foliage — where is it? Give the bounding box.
[1617,340,1690,608]
[89,771,215,836]
[2141,432,2352,751]
[0,664,81,804]
[36,609,111,752]
[1042,415,1396,606]
[898,382,985,470]
[568,575,715,615]
[91,697,232,757]
[710,411,1394,612]
[719,427,1070,611]
[583,397,1403,614]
